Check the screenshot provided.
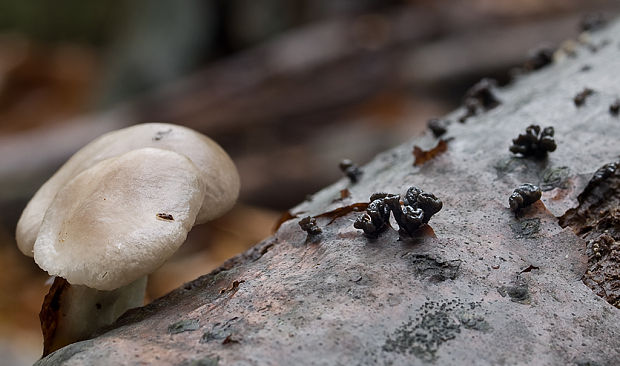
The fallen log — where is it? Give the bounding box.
[37,18,620,366]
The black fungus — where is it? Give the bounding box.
[509,184,542,215]
[464,78,500,110]
[580,13,607,32]
[610,99,620,116]
[353,193,393,238]
[427,118,449,137]
[580,65,592,72]
[574,88,594,107]
[509,124,556,159]
[339,159,363,183]
[523,47,554,71]
[355,187,442,238]
[299,216,322,236]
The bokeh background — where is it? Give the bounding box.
[0,1,618,364]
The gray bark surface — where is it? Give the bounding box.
[37,20,620,366]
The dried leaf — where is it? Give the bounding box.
[315,202,369,225]
[40,277,70,357]
[413,139,448,166]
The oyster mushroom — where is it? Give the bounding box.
[15,124,240,355]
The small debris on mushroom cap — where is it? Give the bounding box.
[298,216,322,236]
[609,99,620,116]
[574,88,594,107]
[339,159,363,183]
[509,124,556,159]
[509,184,542,215]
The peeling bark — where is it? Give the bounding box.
[36,21,620,366]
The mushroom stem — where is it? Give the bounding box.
[40,276,147,356]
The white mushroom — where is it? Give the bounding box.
[16,123,240,257]
[15,124,240,355]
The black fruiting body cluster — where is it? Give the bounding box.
[509,125,557,158]
[509,184,542,215]
[299,216,322,236]
[354,187,442,238]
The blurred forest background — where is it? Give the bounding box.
[0,1,618,364]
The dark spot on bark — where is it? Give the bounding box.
[540,166,571,191]
[339,159,363,183]
[580,64,592,72]
[383,300,486,361]
[95,303,102,310]
[403,253,461,283]
[574,88,594,107]
[509,184,542,216]
[609,99,620,116]
[156,213,174,221]
[510,218,541,239]
[168,319,200,334]
[427,118,449,137]
[298,216,322,236]
[509,125,556,159]
[498,279,530,304]
[178,355,220,366]
[201,317,240,344]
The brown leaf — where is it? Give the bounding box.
[314,202,369,225]
[40,277,70,357]
[413,139,448,166]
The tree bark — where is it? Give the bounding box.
[36,20,620,366]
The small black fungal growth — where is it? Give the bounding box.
[464,78,500,110]
[168,319,200,334]
[153,128,172,141]
[298,216,322,236]
[509,124,556,159]
[156,213,174,221]
[579,162,618,200]
[95,303,102,310]
[353,193,393,238]
[339,159,363,183]
[509,183,542,216]
[610,99,620,116]
[354,187,442,238]
[427,118,448,137]
[458,99,478,123]
[574,88,594,107]
[580,64,592,72]
[523,46,554,71]
[580,13,607,32]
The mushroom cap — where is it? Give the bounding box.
[16,123,240,257]
[33,148,205,291]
